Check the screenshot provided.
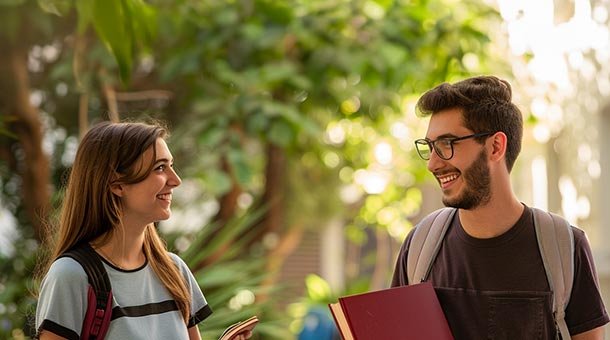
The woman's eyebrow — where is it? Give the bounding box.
[154,158,173,165]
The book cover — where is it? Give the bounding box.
[218,316,259,340]
[328,282,453,340]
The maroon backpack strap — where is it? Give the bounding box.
[59,243,113,339]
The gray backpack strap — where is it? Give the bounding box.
[407,208,457,284]
[532,208,574,340]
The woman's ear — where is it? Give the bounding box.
[110,182,124,197]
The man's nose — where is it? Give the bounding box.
[426,147,445,172]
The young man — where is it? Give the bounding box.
[391,76,609,339]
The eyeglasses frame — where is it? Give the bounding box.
[414,132,495,160]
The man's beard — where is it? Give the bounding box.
[442,148,491,210]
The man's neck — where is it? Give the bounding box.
[458,196,524,239]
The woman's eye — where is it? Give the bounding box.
[155,164,166,171]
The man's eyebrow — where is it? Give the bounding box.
[426,133,459,140]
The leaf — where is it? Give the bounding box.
[371,0,394,10]
[88,0,157,84]
[199,260,266,287]
[184,207,266,267]
[0,0,25,6]
[160,46,202,81]
[245,112,269,134]
[0,126,17,139]
[201,169,232,196]
[261,101,320,138]
[37,0,72,16]
[305,274,332,302]
[75,0,93,33]
[288,74,313,90]
[226,149,252,185]
[378,42,408,68]
[91,0,133,83]
[260,61,297,84]
[124,0,158,48]
[198,126,225,146]
[267,119,294,147]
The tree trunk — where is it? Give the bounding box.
[215,156,242,224]
[192,156,243,270]
[261,143,285,234]
[253,143,292,301]
[0,40,50,241]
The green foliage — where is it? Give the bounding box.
[38,0,157,84]
[0,0,59,45]
[0,240,40,338]
[156,0,500,233]
[304,274,334,303]
[87,0,157,83]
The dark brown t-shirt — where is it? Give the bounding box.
[391,206,609,339]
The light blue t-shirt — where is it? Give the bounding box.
[36,252,212,339]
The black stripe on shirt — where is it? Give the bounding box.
[111,300,178,320]
[37,319,79,340]
[188,304,213,328]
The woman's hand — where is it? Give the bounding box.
[230,330,253,340]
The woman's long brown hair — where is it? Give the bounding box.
[37,121,191,322]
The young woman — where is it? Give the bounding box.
[36,121,251,340]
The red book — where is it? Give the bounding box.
[328,282,453,340]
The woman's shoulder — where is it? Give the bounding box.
[167,252,188,268]
[46,256,88,281]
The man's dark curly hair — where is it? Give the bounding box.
[416,75,523,172]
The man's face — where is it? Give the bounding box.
[424,108,492,210]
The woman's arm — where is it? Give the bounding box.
[188,325,202,340]
[38,331,67,340]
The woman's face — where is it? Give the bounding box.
[113,138,181,227]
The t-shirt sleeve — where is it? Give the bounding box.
[169,253,213,328]
[36,257,89,340]
[565,227,610,335]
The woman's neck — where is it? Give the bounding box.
[92,225,147,270]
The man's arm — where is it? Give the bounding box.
[572,325,605,340]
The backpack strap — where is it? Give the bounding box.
[60,243,113,340]
[407,208,457,284]
[532,208,574,340]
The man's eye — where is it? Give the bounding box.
[438,139,453,148]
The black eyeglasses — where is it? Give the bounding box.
[414,132,494,160]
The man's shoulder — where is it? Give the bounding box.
[569,225,590,248]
